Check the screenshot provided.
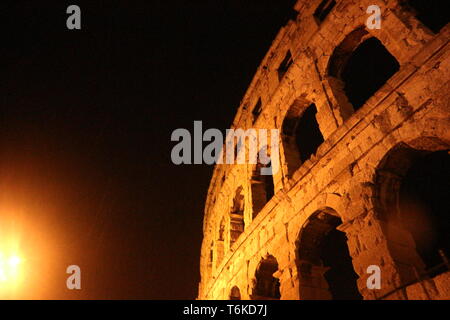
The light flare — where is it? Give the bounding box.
[0,252,23,284]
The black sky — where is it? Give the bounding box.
[0,1,296,299]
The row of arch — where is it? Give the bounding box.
[242,0,448,225]
[224,140,449,299]
[234,0,448,228]
[205,0,449,293]
[252,0,448,134]
[227,207,362,300]
[248,24,405,216]
[228,25,404,247]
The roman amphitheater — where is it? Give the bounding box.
[198,0,449,300]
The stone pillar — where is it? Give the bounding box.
[276,260,301,300]
[339,209,410,299]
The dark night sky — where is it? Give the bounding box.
[0,1,296,299]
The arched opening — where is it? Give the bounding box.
[251,154,275,219]
[281,100,324,177]
[252,98,262,123]
[252,255,281,300]
[229,286,241,300]
[206,241,214,278]
[341,38,400,111]
[376,142,450,281]
[400,150,450,274]
[401,0,449,33]
[278,50,293,81]
[295,104,324,162]
[216,218,225,266]
[296,209,362,300]
[314,0,336,24]
[328,27,400,114]
[230,186,245,246]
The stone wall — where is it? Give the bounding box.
[198,0,450,300]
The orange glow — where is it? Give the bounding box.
[0,235,25,297]
[0,204,62,299]
[0,254,23,283]
[0,176,65,299]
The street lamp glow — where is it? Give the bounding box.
[0,252,23,289]
[8,256,21,268]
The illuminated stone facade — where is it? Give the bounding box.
[199,0,450,300]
